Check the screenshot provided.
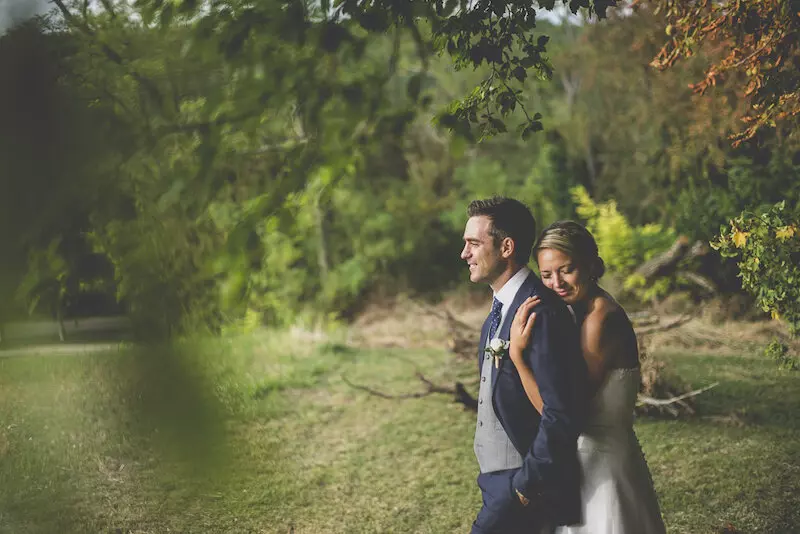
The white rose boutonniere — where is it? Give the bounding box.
[485,338,510,368]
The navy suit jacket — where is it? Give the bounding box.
[478,271,588,526]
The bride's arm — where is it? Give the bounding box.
[510,297,544,414]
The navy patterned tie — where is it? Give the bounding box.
[486,297,503,344]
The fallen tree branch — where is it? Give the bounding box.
[415,372,454,394]
[635,313,695,336]
[629,310,660,327]
[676,270,717,294]
[342,373,478,411]
[637,382,719,411]
[341,376,426,399]
[634,236,691,281]
[633,237,712,285]
[343,369,716,418]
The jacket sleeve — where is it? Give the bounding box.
[511,305,587,500]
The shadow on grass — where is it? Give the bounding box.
[646,351,800,533]
[659,352,800,430]
[1,491,95,534]
[107,343,236,478]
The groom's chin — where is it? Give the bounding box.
[467,266,481,283]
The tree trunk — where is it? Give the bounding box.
[315,199,330,280]
[634,236,691,282]
[585,135,597,188]
[560,71,581,115]
[56,304,66,342]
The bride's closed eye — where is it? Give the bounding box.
[542,265,574,278]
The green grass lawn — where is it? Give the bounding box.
[0,333,798,533]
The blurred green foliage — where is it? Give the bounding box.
[571,186,679,302]
[572,186,677,275]
[1,1,798,338]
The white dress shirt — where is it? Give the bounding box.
[493,265,532,330]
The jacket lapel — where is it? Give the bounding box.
[492,272,538,389]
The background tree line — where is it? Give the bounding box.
[0,0,797,340]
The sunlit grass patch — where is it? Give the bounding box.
[0,333,798,533]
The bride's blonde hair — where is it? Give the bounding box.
[535,221,606,281]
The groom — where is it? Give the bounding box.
[461,197,588,533]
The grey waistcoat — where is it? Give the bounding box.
[473,351,523,473]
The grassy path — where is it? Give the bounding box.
[0,333,798,533]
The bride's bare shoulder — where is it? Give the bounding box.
[585,292,620,322]
[583,292,631,343]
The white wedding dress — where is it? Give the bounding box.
[558,367,666,534]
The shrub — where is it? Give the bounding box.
[763,339,798,371]
[711,201,800,336]
[571,186,677,302]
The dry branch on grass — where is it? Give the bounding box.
[347,300,716,418]
[635,313,695,336]
[342,373,478,411]
[634,311,720,417]
[637,382,719,417]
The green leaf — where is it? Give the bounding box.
[489,117,507,133]
[491,0,505,17]
[520,54,540,69]
[521,120,543,140]
[434,111,459,129]
[357,8,390,32]
[486,45,502,64]
[469,44,485,65]
[569,0,590,14]
[537,35,550,49]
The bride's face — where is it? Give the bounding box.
[537,248,591,305]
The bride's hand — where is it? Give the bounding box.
[510,296,541,363]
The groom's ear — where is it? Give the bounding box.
[500,237,515,259]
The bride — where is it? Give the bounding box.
[509,220,666,534]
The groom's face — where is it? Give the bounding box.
[461,215,505,285]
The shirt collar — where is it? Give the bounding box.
[494,266,531,310]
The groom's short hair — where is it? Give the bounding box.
[468,197,536,265]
